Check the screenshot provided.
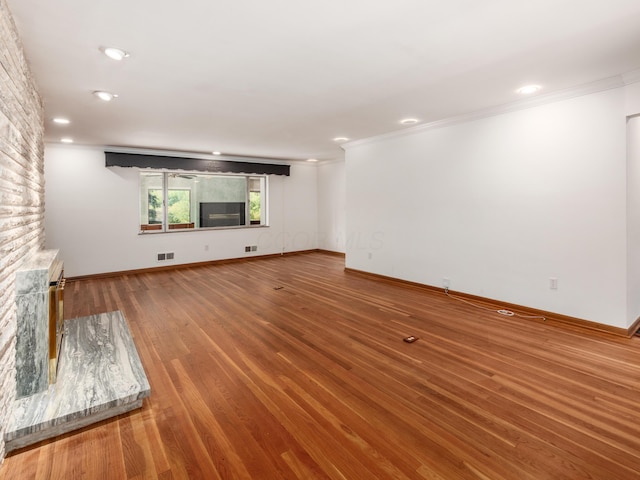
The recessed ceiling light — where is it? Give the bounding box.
[333,137,349,142]
[400,118,419,125]
[101,47,130,61]
[212,151,221,155]
[307,158,318,162]
[52,117,70,125]
[60,138,73,144]
[93,90,118,101]
[516,85,542,95]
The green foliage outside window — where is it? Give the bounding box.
[149,189,191,224]
[250,191,261,221]
[167,190,191,224]
[148,190,163,224]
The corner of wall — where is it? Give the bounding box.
[625,81,640,117]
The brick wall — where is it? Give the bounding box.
[0,0,45,463]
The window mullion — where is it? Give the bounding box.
[246,179,251,226]
[163,173,169,231]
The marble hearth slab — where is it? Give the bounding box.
[4,311,150,452]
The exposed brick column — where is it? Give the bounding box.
[0,0,45,463]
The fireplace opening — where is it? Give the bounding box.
[48,269,65,384]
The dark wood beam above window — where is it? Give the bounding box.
[105,151,290,176]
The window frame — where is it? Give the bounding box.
[139,170,268,234]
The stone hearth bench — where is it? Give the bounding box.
[4,310,150,452]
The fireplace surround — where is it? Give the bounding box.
[15,249,64,398]
[7,252,150,453]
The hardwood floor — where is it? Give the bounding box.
[2,252,640,479]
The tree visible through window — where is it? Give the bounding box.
[148,190,163,224]
[168,190,190,224]
[148,189,191,224]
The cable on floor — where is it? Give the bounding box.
[444,288,546,320]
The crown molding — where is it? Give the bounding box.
[344,74,627,150]
[316,154,346,166]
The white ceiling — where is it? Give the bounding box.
[6,0,640,161]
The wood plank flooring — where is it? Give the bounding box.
[2,251,640,479]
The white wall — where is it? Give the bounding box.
[317,158,346,253]
[44,145,318,277]
[345,88,630,328]
[42,87,640,328]
[627,114,640,327]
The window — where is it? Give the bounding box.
[249,177,262,225]
[139,172,267,232]
[148,189,191,224]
